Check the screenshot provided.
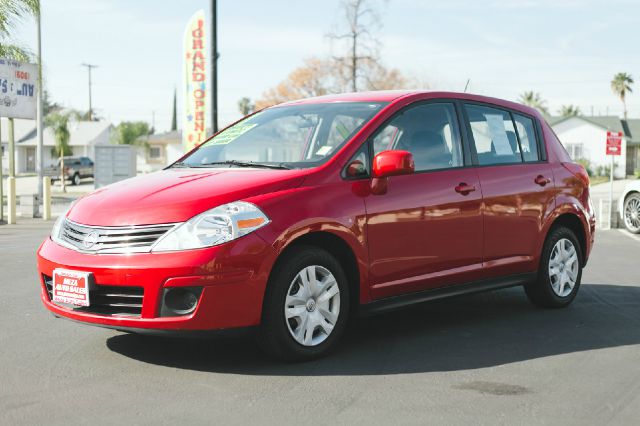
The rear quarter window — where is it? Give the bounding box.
[513,114,540,162]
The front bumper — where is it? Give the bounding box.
[37,233,277,331]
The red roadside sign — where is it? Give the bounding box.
[606,131,622,156]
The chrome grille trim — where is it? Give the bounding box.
[59,219,177,254]
[43,275,144,317]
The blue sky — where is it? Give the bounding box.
[12,0,640,132]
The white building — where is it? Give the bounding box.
[550,116,640,179]
[136,130,184,173]
[1,117,112,174]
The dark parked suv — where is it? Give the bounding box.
[46,156,94,186]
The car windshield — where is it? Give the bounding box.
[179,102,387,169]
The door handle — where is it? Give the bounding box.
[455,182,476,195]
[534,175,551,186]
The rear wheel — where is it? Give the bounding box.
[258,246,349,361]
[72,173,81,186]
[525,226,582,308]
[623,193,640,234]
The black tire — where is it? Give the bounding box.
[525,226,583,308]
[258,246,350,361]
[623,193,640,234]
[72,173,81,186]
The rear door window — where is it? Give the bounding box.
[464,104,523,166]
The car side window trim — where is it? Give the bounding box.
[508,111,525,163]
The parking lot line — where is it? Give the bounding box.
[617,229,640,243]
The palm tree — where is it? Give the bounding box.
[518,91,549,115]
[611,72,634,120]
[0,0,39,61]
[45,112,71,193]
[559,104,581,117]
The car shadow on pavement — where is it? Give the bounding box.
[106,283,640,375]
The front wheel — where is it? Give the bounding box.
[258,246,349,361]
[72,173,81,186]
[525,226,583,308]
[623,193,640,234]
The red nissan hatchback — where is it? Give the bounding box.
[38,91,595,360]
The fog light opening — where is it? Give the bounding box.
[162,287,202,316]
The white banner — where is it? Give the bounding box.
[0,59,37,120]
[182,10,209,152]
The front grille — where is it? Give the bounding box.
[60,219,175,254]
[43,274,144,317]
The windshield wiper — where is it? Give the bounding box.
[169,161,192,168]
[193,160,292,170]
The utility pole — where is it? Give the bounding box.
[81,63,98,121]
[36,5,44,213]
[210,0,218,134]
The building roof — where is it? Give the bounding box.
[0,118,37,143]
[17,120,112,147]
[549,115,640,144]
[140,130,181,145]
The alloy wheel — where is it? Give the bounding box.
[285,265,340,347]
[548,238,579,297]
[624,196,640,233]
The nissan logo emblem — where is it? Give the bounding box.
[83,231,99,249]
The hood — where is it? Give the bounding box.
[67,168,306,226]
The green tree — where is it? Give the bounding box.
[45,112,71,192]
[237,97,254,116]
[43,89,61,116]
[518,91,549,115]
[0,0,39,61]
[559,104,581,117]
[111,121,151,146]
[611,72,634,120]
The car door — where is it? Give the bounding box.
[462,103,555,278]
[365,101,484,300]
[81,157,93,177]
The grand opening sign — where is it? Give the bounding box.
[182,10,209,152]
[0,59,37,120]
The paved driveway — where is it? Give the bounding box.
[0,222,639,425]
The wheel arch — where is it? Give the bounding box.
[547,212,588,267]
[270,231,362,312]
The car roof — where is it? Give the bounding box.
[281,90,540,118]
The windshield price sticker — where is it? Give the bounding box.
[205,123,258,146]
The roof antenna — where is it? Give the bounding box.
[463,79,470,93]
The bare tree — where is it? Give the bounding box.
[327,0,385,92]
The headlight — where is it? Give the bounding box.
[151,201,269,252]
[50,203,74,245]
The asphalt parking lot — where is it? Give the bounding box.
[1,222,639,425]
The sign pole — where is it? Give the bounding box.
[35,5,44,216]
[8,118,15,177]
[210,0,218,134]
[610,153,614,224]
[0,117,3,223]
[605,130,622,227]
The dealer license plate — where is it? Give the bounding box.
[52,269,91,307]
